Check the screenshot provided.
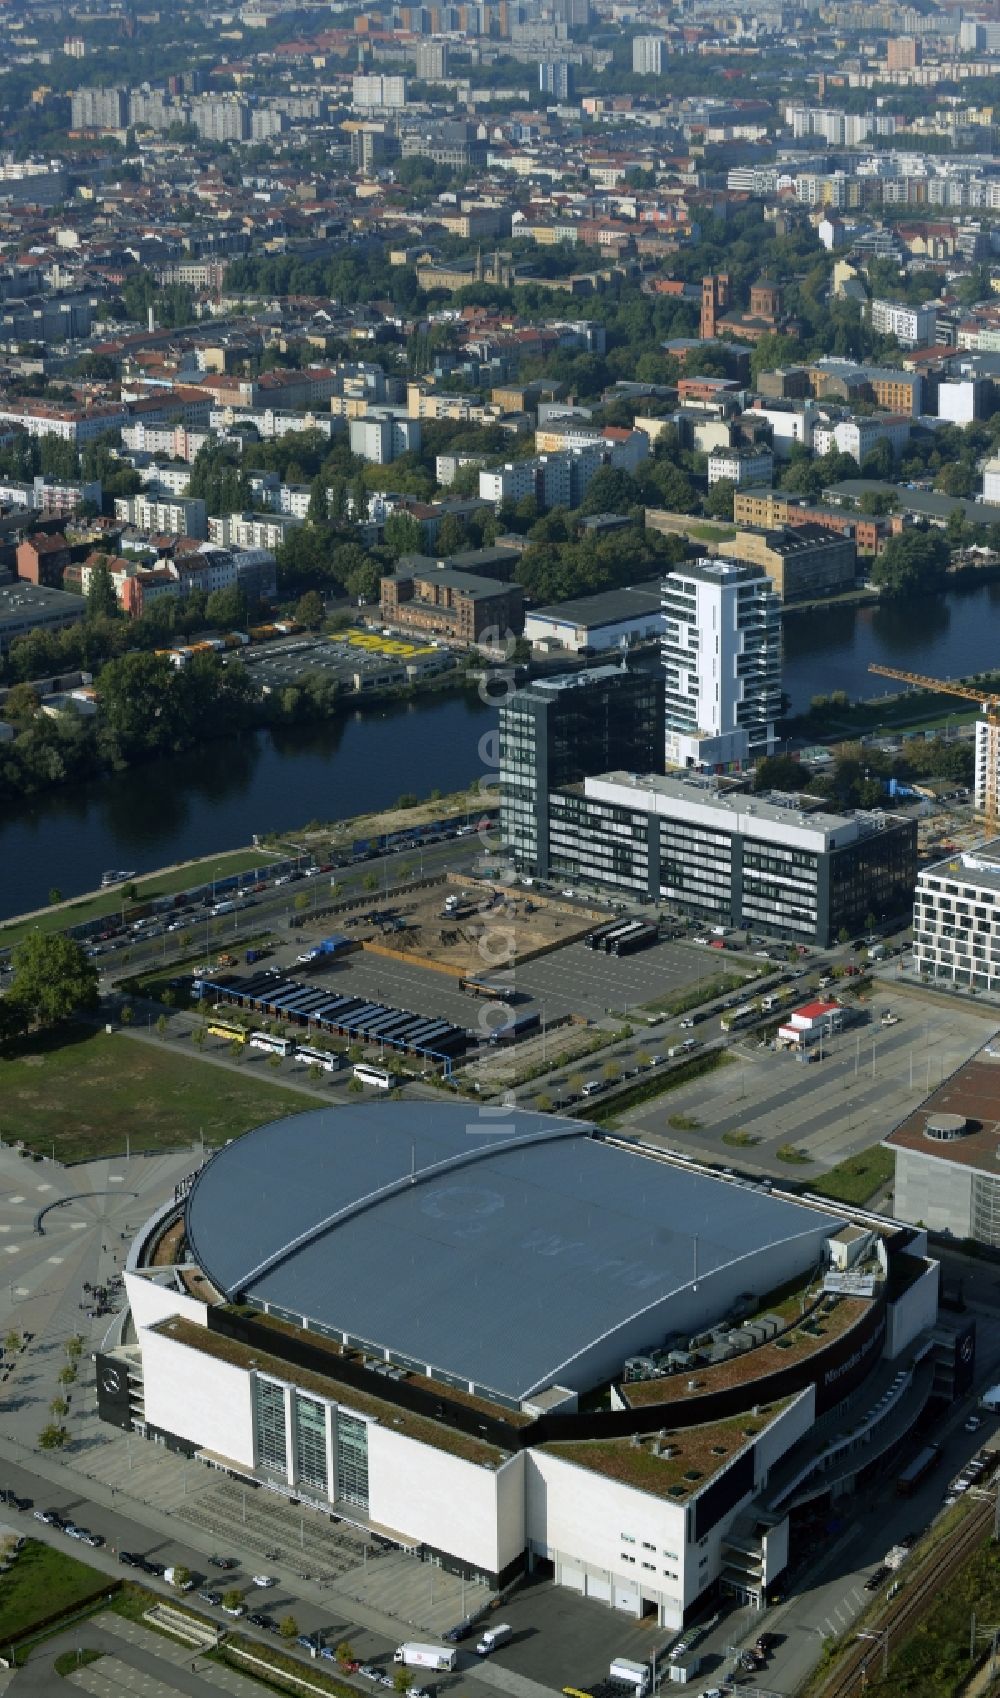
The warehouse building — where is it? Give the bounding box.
[99,1104,943,1627]
[524,583,664,653]
[718,523,857,602]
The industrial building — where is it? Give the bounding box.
[99,1103,947,1627]
[380,562,524,646]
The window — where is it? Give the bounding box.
[294,1392,328,1494]
[621,1533,636,1544]
[254,1377,287,1477]
[336,1411,369,1508]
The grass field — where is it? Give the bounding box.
[0,848,269,951]
[809,1144,894,1206]
[0,1541,111,1645]
[0,1026,313,1160]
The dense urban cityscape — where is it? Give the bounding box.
[7,0,1000,1695]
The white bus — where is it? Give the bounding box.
[250,1032,294,1058]
[720,1002,759,1032]
[297,1044,340,1073]
[353,1063,394,1090]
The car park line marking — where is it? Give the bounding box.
[4,1245,19,1254]
[8,1196,23,1204]
[70,1222,87,1230]
[109,1175,124,1183]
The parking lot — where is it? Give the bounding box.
[619,983,999,1178]
[241,633,455,694]
[467,1573,667,1694]
[515,937,760,1024]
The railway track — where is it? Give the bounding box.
[818,1499,994,1698]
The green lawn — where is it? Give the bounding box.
[1,1026,314,1160]
[810,1144,894,1206]
[0,848,270,950]
[0,1541,112,1644]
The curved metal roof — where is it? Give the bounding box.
[185,1104,842,1401]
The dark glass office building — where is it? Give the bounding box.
[499,664,664,876]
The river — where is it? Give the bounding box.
[0,689,496,922]
[4,582,1000,920]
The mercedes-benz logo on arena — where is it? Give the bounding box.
[100,1366,123,1396]
[961,1335,974,1364]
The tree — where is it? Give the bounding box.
[295,590,325,630]
[37,1423,69,1450]
[65,1335,84,1359]
[870,529,950,600]
[192,1025,207,1050]
[222,1589,243,1613]
[86,558,119,622]
[4,1330,22,1353]
[169,1565,191,1590]
[48,888,63,906]
[120,1001,134,1027]
[1,682,41,725]
[345,559,382,603]
[156,1014,168,1037]
[279,1614,299,1641]
[49,1395,69,1419]
[58,1363,77,1386]
[9,932,98,1029]
[754,754,807,792]
[205,584,248,630]
[703,479,736,522]
[383,512,424,558]
[393,1668,413,1694]
[335,1641,356,1668]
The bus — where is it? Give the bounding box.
[896,1443,941,1497]
[459,976,518,1003]
[353,1063,394,1090]
[720,1002,759,1032]
[208,1020,248,1044]
[296,1044,341,1074]
[250,1032,294,1058]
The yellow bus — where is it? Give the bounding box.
[208,1020,248,1044]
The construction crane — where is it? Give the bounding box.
[868,663,998,828]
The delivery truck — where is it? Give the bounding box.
[476,1625,512,1656]
[609,1658,650,1694]
[394,1645,457,1672]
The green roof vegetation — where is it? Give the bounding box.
[542,1406,789,1499]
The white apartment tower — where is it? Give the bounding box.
[661,559,782,771]
[632,34,666,74]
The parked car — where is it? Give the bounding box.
[34,1509,63,1526]
[209,1555,237,1569]
[965,1415,983,1433]
[222,1601,246,1618]
[119,1552,142,1568]
[251,1574,276,1588]
[80,1531,104,1547]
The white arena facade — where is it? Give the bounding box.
[97,1104,952,1629]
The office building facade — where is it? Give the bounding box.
[499,665,664,877]
[547,774,917,945]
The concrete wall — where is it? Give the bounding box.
[885,1259,940,1359]
[366,1423,519,1579]
[527,1447,688,1626]
[893,1146,972,1238]
[141,1328,255,1468]
[125,1271,208,1334]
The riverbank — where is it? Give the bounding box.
[0,782,486,946]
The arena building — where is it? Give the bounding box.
[99,1104,953,1628]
